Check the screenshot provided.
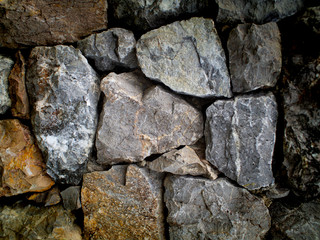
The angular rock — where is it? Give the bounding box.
[26,45,100,185]
[164,175,271,239]
[96,71,203,165]
[283,57,320,198]
[147,146,217,179]
[270,201,320,239]
[0,202,82,240]
[77,28,138,72]
[215,0,304,24]
[298,6,320,35]
[0,55,13,114]
[27,186,61,206]
[61,186,81,211]
[0,0,108,48]
[136,17,232,98]
[205,93,278,190]
[228,22,282,93]
[0,119,54,197]
[8,51,30,119]
[109,0,210,31]
[82,165,165,239]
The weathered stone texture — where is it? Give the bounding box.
[0,203,82,240]
[0,0,108,48]
[26,45,100,185]
[164,175,271,239]
[205,93,278,190]
[299,6,320,35]
[228,22,282,93]
[77,28,138,72]
[0,54,13,114]
[96,71,203,165]
[27,186,61,207]
[0,119,54,197]
[82,165,165,240]
[215,0,304,24]
[61,186,81,211]
[136,17,232,98]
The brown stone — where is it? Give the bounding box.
[27,186,61,206]
[0,119,54,197]
[0,0,108,48]
[8,51,30,119]
[82,165,165,240]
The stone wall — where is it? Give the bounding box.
[0,0,319,239]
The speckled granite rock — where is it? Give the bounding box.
[0,202,82,240]
[228,22,282,93]
[108,0,210,31]
[0,55,13,114]
[164,175,271,239]
[0,0,108,48]
[26,45,100,185]
[136,17,232,98]
[77,28,138,72]
[205,93,278,190]
[82,165,165,240]
[0,119,54,197]
[96,71,203,165]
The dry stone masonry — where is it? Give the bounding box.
[0,1,319,239]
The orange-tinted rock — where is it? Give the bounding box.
[82,165,165,240]
[0,119,54,197]
[27,186,61,206]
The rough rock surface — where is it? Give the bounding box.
[215,0,304,24]
[164,175,271,239]
[299,6,320,35]
[78,28,138,72]
[228,22,282,93]
[0,202,82,240]
[0,0,108,48]
[136,17,232,98]
[61,186,81,211]
[109,0,210,31]
[0,119,54,197]
[205,93,278,190]
[96,71,203,165]
[82,165,165,240]
[27,186,61,207]
[0,55,13,114]
[270,200,320,239]
[147,146,217,179]
[8,51,30,119]
[283,57,320,198]
[26,45,100,185]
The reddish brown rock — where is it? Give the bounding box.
[8,51,30,119]
[0,0,108,48]
[0,119,54,197]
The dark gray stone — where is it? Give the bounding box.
[299,6,320,35]
[26,45,100,185]
[164,175,271,240]
[61,186,81,211]
[0,55,13,114]
[77,28,138,72]
[228,22,282,93]
[136,17,232,98]
[205,93,278,190]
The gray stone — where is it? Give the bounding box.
[109,0,210,31]
[0,55,13,114]
[299,6,320,35]
[26,45,100,185]
[96,71,203,165]
[136,17,232,98]
[215,0,304,24]
[228,22,282,93]
[283,57,320,199]
[77,28,138,72]
[164,175,271,240]
[270,201,320,239]
[205,93,278,190]
[61,186,81,211]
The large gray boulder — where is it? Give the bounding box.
[0,55,13,114]
[96,71,203,165]
[228,22,282,93]
[205,93,278,190]
[136,17,232,98]
[164,175,271,240]
[26,45,100,185]
[77,28,138,72]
